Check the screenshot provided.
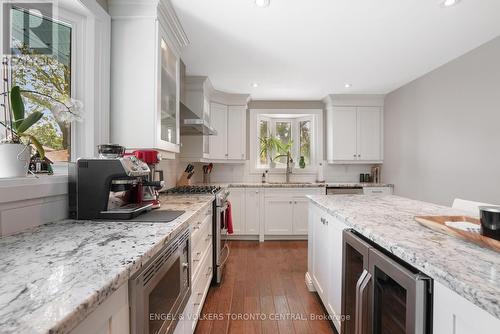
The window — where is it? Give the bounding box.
[255,113,317,170]
[9,7,73,162]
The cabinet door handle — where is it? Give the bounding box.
[358,154,361,158]
[353,154,356,158]
[355,270,371,334]
[289,201,293,204]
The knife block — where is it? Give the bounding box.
[176,172,192,187]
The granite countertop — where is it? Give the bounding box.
[201,182,392,188]
[0,194,214,334]
[325,182,393,188]
[307,194,500,320]
[226,182,326,188]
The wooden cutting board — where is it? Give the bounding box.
[414,215,500,252]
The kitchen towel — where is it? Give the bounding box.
[226,200,234,234]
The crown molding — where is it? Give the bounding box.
[323,94,385,108]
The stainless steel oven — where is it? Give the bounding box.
[213,188,230,284]
[129,227,190,334]
[342,229,433,334]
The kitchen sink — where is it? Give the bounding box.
[265,182,313,185]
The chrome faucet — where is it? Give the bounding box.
[286,152,293,183]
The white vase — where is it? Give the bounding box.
[0,143,31,178]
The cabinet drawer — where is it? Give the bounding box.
[192,222,213,279]
[191,213,212,249]
[363,187,392,195]
[183,242,213,333]
[265,187,324,197]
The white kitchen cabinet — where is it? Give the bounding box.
[228,188,245,234]
[209,102,228,160]
[308,202,348,333]
[433,280,500,334]
[327,215,348,332]
[209,103,247,161]
[70,283,129,334]
[264,197,294,235]
[327,106,383,163]
[227,106,247,160]
[292,197,309,234]
[363,186,393,195]
[330,107,357,161]
[357,107,382,161]
[245,188,261,235]
[311,204,330,300]
[110,2,184,152]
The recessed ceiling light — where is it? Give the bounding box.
[255,0,270,8]
[344,83,352,88]
[252,82,259,88]
[441,0,460,7]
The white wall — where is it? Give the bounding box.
[383,36,500,206]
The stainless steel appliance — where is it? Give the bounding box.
[69,156,153,220]
[213,187,230,284]
[327,186,364,195]
[165,185,229,284]
[129,227,190,334]
[131,150,165,209]
[342,230,432,334]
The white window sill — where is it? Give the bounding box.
[0,174,68,204]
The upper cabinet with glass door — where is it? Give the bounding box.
[158,31,180,151]
[108,0,187,153]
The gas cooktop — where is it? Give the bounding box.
[165,185,222,194]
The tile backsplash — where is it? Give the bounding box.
[184,161,374,184]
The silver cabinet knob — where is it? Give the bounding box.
[353,154,356,157]
[358,154,361,157]
[182,262,189,268]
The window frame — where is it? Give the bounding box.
[0,0,110,193]
[0,0,110,178]
[250,108,323,175]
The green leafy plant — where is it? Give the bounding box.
[2,87,83,161]
[272,140,293,163]
[259,135,294,164]
[9,86,45,158]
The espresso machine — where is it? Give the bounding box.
[69,156,153,220]
[130,150,165,209]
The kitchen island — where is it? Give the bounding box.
[307,194,500,333]
[0,194,213,334]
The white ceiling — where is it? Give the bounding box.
[171,0,500,100]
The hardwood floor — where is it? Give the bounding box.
[194,240,337,334]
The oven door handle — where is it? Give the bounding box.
[355,269,371,334]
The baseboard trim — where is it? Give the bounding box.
[305,272,315,292]
[264,235,308,240]
[223,235,308,241]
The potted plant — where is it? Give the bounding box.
[272,140,293,165]
[1,57,83,178]
[259,135,282,168]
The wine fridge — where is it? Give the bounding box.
[342,230,433,334]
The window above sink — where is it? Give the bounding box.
[249,108,324,174]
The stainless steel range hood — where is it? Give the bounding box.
[180,102,217,135]
[179,60,217,136]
